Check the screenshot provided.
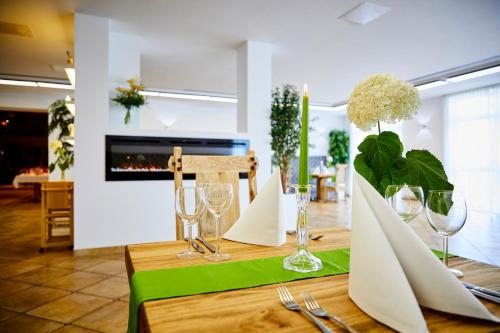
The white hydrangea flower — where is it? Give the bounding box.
[347,74,421,131]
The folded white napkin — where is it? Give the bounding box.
[223,169,286,246]
[349,172,499,333]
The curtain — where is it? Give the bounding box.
[444,85,500,219]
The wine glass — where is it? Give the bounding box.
[385,185,424,222]
[175,187,205,258]
[425,190,467,277]
[202,183,233,262]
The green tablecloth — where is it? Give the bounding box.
[128,248,448,333]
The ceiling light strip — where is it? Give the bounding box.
[446,65,500,82]
[0,78,73,90]
[415,80,448,91]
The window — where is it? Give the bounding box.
[445,85,500,220]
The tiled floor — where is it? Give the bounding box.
[0,185,498,332]
[0,186,129,333]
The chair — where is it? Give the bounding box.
[40,181,74,252]
[168,147,258,240]
[325,164,348,202]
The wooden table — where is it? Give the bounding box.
[311,174,335,201]
[125,228,500,332]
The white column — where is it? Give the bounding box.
[108,32,141,128]
[237,41,272,186]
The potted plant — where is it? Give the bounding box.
[48,99,74,180]
[270,84,301,193]
[348,74,453,200]
[328,129,349,168]
[111,77,146,124]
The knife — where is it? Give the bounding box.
[463,282,500,299]
[184,238,205,253]
[196,236,216,253]
[467,288,500,305]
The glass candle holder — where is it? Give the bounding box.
[283,184,323,273]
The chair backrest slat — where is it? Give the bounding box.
[168,147,258,240]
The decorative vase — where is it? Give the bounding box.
[61,169,66,180]
[283,184,323,272]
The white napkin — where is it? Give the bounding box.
[349,172,499,333]
[223,169,286,246]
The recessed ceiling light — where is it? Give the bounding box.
[415,80,448,91]
[339,1,391,25]
[37,82,73,90]
[140,90,237,103]
[446,65,500,82]
[0,79,37,87]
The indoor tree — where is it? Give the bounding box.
[270,84,301,193]
[328,129,349,166]
[48,99,74,179]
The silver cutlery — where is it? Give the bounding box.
[277,286,332,333]
[196,235,216,253]
[302,292,357,333]
[463,282,500,298]
[286,230,324,241]
[463,283,500,304]
[184,238,205,253]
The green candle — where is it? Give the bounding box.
[298,84,309,187]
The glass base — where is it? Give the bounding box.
[177,250,201,259]
[283,248,322,273]
[449,267,464,278]
[205,253,231,262]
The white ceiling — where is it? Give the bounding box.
[1,0,500,104]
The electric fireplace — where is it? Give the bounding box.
[105,135,249,181]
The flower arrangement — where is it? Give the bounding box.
[111,78,146,124]
[48,99,74,179]
[49,139,74,180]
[347,74,420,132]
[349,74,453,201]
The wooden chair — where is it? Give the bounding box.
[325,164,348,202]
[40,181,74,252]
[168,147,258,240]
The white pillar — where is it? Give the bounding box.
[237,41,272,186]
[108,32,141,128]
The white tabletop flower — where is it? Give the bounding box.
[347,74,420,131]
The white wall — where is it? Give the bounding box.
[139,98,236,133]
[401,97,444,162]
[309,111,348,156]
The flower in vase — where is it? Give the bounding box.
[50,139,63,151]
[347,74,420,131]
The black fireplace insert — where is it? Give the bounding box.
[105,135,249,181]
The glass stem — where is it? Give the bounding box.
[215,215,221,256]
[442,236,449,267]
[187,225,192,252]
[296,207,308,250]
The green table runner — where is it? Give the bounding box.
[128,248,449,333]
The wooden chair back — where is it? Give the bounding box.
[41,181,73,212]
[168,147,258,240]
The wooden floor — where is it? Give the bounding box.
[0,185,498,332]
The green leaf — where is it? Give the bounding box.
[357,131,403,182]
[354,154,378,189]
[404,149,453,200]
[354,132,454,208]
[49,163,55,173]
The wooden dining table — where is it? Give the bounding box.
[125,227,500,332]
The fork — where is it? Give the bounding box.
[302,292,357,333]
[277,286,332,333]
